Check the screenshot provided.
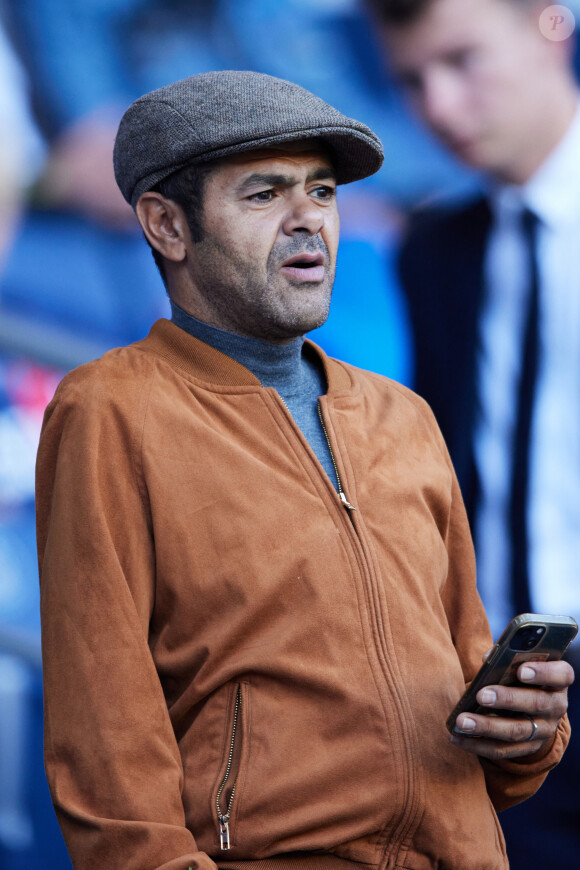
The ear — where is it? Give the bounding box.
[135,192,189,264]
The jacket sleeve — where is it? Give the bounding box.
[436,422,570,812]
[35,368,217,870]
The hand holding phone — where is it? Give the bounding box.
[447,613,577,755]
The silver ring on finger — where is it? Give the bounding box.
[524,713,539,742]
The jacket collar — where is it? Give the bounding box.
[137,319,352,394]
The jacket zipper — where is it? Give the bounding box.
[317,401,356,510]
[317,397,421,862]
[216,685,242,850]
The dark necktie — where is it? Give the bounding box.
[508,207,540,616]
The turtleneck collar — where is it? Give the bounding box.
[170,301,311,394]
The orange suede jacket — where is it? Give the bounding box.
[36,319,569,870]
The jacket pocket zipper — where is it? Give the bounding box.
[216,684,242,850]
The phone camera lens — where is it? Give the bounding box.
[510,625,546,651]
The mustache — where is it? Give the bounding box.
[268,235,329,267]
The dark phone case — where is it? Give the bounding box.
[446,613,578,734]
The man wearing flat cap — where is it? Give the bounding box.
[36,71,572,870]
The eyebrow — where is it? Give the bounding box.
[236,166,336,194]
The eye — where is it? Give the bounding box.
[311,185,336,201]
[248,189,275,203]
[446,47,478,72]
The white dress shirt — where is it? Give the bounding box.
[475,103,580,639]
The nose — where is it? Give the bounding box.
[281,191,325,237]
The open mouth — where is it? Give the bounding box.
[281,252,326,281]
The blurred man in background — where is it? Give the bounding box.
[369,0,580,866]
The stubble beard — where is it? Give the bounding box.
[193,234,335,343]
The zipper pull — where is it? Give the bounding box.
[219,818,231,851]
[339,491,356,511]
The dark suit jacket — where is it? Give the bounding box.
[399,195,580,870]
[398,195,492,525]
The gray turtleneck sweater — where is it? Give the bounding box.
[170,301,337,488]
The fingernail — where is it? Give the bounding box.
[457,717,477,732]
[520,666,536,681]
[480,689,497,705]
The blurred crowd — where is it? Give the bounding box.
[1,0,579,868]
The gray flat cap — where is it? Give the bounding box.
[113,70,384,207]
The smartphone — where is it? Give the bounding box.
[446,613,578,735]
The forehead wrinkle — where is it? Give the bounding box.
[235,164,336,196]
[237,172,293,194]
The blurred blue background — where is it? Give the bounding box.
[0,0,477,866]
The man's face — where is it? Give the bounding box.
[180,147,339,343]
[382,0,570,181]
